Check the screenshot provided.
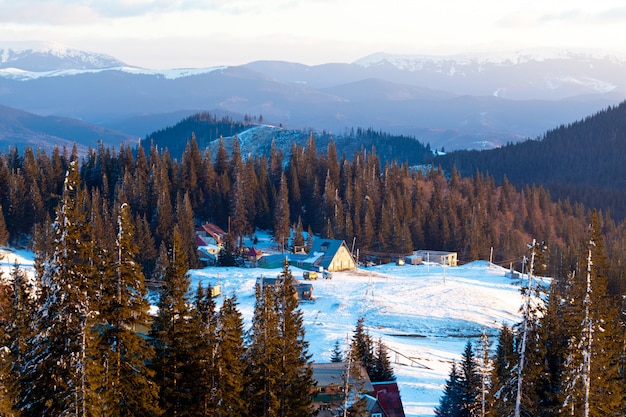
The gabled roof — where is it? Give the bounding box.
[308,239,350,269]
[248,247,263,257]
[311,362,373,392]
[372,382,405,417]
[199,222,226,242]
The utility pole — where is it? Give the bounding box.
[582,240,595,417]
[514,239,537,417]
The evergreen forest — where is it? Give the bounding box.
[0,109,626,414]
[437,100,626,220]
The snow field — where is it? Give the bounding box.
[190,260,531,417]
[1,245,534,417]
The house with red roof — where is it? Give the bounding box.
[371,381,406,417]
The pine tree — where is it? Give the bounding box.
[186,283,218,416]
[487,324,517,417]
[458,341,481,417]
[513,239,548,417]
[561,213,625,416]
[0,343,19,417]
[435,362,463,417]
[1,262,34,417]
[350,317,374,378]
[245,277,282,417]
[19,159,96,416]
[0,266,19,417]
[291,216,305,252]
[0,204,8,246]
[150,226,195,416]
[176,191,199,268]
[229,137,252,245]
[273,172,290,251]
[214,295,247,417]
[89,202,161,416]
[330,340,344,363]
[152,162,174,247]
[370,338,395,382]
[218,233,243,267]
[274,260,315,417]
[134,213,158,280]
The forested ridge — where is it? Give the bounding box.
[146,111,432,165]
[1,125,626,414]
[436,100,626,220]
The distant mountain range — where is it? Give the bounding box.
[0,42,625,153]
[0,104,135,153]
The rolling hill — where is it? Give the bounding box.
[436,101,626,219]
[0,104,136,153]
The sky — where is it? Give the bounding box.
[1,0,626,69]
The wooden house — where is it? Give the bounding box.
[311,362,376,417]
[258,239,355,273]
[196,222,226,265]
[288,239,356,272]
[197,222,226,246]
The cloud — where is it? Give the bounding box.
[0,0,302,24]
[0,1,99,24]
[539,9,583,23]
[596,6,626,22]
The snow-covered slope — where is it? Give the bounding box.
[189,259,532,417]
[186,232,540,417]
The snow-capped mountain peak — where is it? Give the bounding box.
[353,48,626,72]
[0,41,127,71]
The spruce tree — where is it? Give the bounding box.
[274,260,315,417]
[89,202,161,416]
[214,295,247,417]
[0,267,19,416]
[186,283,218,416]
[350,317,374,378]
[229,137,252,245]
[19,159,96,416]
[487,325,517,417]
[273,172,290,251]
[291,216,305,252]
[561,213,625,416]
[0,204,8,246]
[2,262,34,417]
[435,362,463,417]
[330,339,344,363]
[458,341,481,417]
[245,278,282,417]
[150,226,195,416]
[218,233,242,267]
[371,338,395,382]
[0,342,19,417]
